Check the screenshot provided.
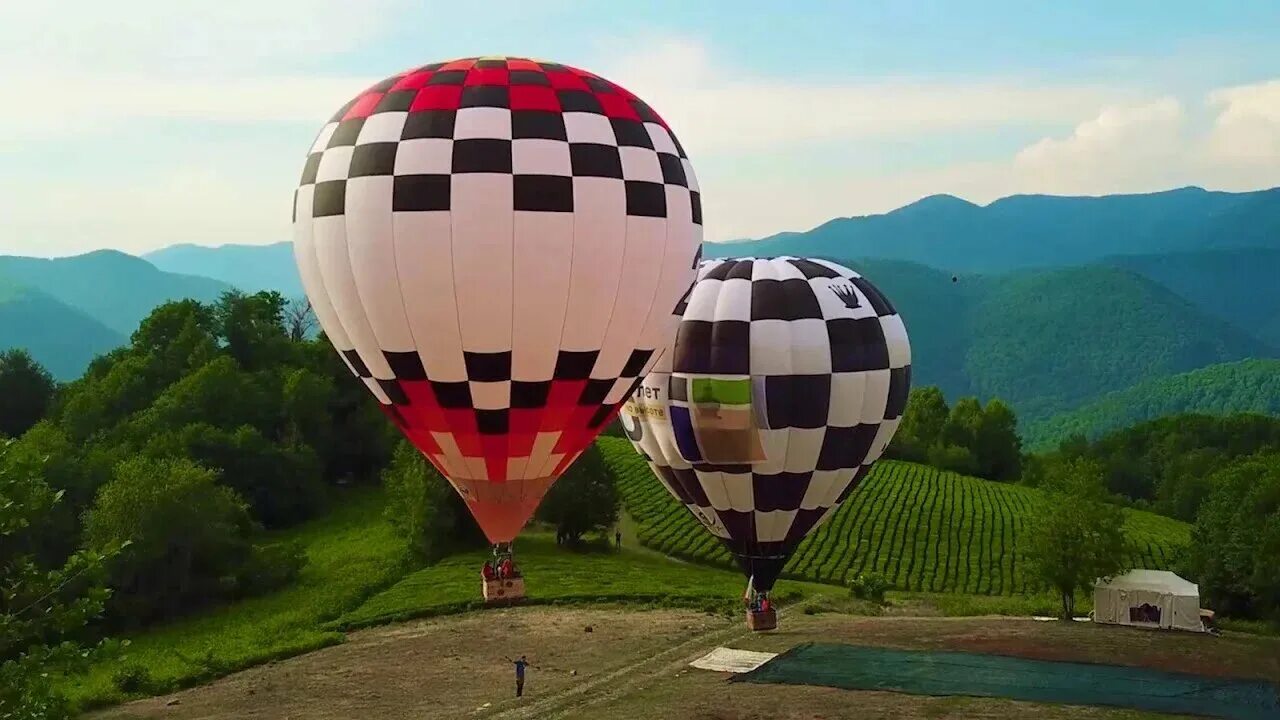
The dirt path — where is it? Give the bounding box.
[90,608,1280,720]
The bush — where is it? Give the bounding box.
[383,442,484,562]
[849,572,890,603]
[84,456,257,625]
[111,664,160,695]
[236,541,306,598]
[537,445,618,545]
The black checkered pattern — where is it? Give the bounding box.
[293,56,701,505]
[620,256,911,591]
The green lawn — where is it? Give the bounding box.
[600,436,1191,595]
[68,488,409,710]
[332,533,843,631]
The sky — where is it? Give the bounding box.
[1,0,1278,257]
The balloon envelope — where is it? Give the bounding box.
[620,257,911,590]
[293,56,702,542]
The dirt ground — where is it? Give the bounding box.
[91,608,1280,720]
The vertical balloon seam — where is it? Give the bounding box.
[297,199,370,393]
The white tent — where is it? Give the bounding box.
[1093,570,1205,632]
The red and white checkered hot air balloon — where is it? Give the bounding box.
[292,57,702,576]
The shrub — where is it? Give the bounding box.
[849,572,890,603]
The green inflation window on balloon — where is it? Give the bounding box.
[690,377,753,405]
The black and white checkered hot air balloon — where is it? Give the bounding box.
[619,257,911,606]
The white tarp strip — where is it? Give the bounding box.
[689,647,778,673]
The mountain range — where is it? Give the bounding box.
[2,186,1277,445]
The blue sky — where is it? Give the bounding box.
[1,0,1277,256]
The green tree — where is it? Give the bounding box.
[1187,454,1280,620]
[536,446,618,546]
[0,349,56,438]
[146,424,324,528]
[1025,458,1130,619]
[1,444,120,720]
[83,456,256,624]
[214,291,292,371]
[382,442,483,561]
[890,387,949,462]
[974,398,1022,481]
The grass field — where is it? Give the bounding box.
[333,533,844,631]
[68,438,1197,713]
[66,488,410,710]
[599,436,1191,594]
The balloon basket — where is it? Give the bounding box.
[482,576,526,604]
[746,607,777,632]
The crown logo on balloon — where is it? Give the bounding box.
[830,282,861,310]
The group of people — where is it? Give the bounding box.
[482,556,520,581]
[747,594,773,614]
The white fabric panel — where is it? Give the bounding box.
[812,257,857,278]
[828,372,867,426]
[450,174,514,353]
[453,107,512,140]
[698,469,732,510]
[393,211,467,381]
[783,428,825,474]
[311,214,394,378]
[868,418,901,463]
[309,122,338,154]
[788,319,832,374]
[754,428,790,477]
[345,176,415,352]
[859,369,892,423]
[511,212,575,381]
[563,112,615,144]
[316,146,354,182]
[637,188,697,351]
[560,177,626,351]
[756,509,797,543]
[512,139,572,176]
[356,112,408,144]
[881,314,912,367]
[292,186,357,354]
[470,380,510,410]
[800,470,839,510]
[645,123,677,155]
[592,215,667,379]
[721,471,755,512]
[749,320,792,376]
[619,146,663,182]
[682,277,723,322]
[712,278,753,323]
[394,139,453,175]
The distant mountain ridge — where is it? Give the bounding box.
[0,276,124,380]
[144,242,303,297]
[0,250,232,337]
[839,258,1276,425]
[709,186,1280,272]
[3,185,1277,432]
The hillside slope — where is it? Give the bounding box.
[0,250,232,337]
[962,265,1274,420]
[1025,359,1280,449]
[1106,247,1280,348]
[0,277,125,379]
[708,186,1280,272]
[600,437,1190,595]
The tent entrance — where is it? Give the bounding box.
[1130,603,1162,625]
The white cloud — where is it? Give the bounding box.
[705,83,1280,241]
[1205,79,1280,166]
[599,41,1119,156]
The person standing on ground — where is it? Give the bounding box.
[615,529,622,549]
[505,655,534,697]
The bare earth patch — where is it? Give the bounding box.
[90,608,1280,720]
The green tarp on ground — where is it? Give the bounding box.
[732,643,1280,720]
